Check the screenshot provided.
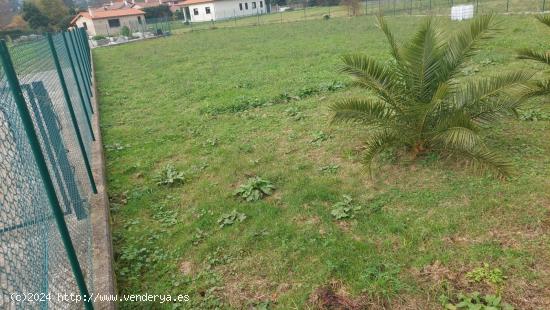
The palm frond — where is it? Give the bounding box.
[535,14,550,28]
[432,109,479,133]
[454,71,533,109]
[440,14,496,81]
[340,54,404,110]
[517,48,550,65]
[401,18,447,101]
[330,98,394,125]
[376,15,404,65]
[363,129,398,168]
[521,79,550,98]
[431,126,482,151]
[444,145,512,179]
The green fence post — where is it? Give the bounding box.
[73,30,91,89]
[544,0,546,12]
[80,29,91,73]
[72,31,94,117]
[76,29,92,84]
[61,32,95,141]
[81,29,91,70]
[0,39,94,310]
[365,0,368,15]
[47,34,97,194]
[69,30,94,114]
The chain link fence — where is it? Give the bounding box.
[0,27,96,309]
[150,0,550,34]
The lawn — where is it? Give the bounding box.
[94,14,550,309]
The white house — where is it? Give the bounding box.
[172,0,267,22]
[70,8,146,36]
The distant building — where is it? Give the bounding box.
[171,0,267,22]
[92,0,268,22]
[70,8,146,36]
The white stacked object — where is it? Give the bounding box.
[451,4,474,20]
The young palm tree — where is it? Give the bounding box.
[517,15,550,97]
[331,14,533,178]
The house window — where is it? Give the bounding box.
[205,6,211,14]
[245,2,248,9]
[138,16,142,24]
[260,1,263,7]
[82,22,88,30]
[193,8,199,15]
[239,3,243,10]
[108,19,120,28]
[252,1,256,8]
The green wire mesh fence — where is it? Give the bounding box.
[157,0,549,34]
[0,27,96,309]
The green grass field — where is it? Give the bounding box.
[94,15,550,309]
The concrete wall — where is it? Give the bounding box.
[183,0,266,22]
[188,2,216,22]
[75,16,98,37]
[76,15,145,36]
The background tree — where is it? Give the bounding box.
[21,0,72,31]
[143,5,173,19]
[6,15,29,30]
[36,0,69,30]
[22,1,50,31]
[331,14,534,178]
[0,0,16,28]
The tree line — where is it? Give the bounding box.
[0,0,77,37]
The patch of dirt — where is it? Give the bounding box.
[294,215,321,226]
[336,220,352,232]
[308,281,370,310]
[221,273,275,306]
[179,261,193,276]
[414,261,485,292]
[335,220,363,241]
[308,280,443,309]
[504,278,550,310]
[418,260,456,284]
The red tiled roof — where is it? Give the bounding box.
[173,0,213,5]
[71,8,145,24]
[181,0,214,5]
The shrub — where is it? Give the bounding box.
[331,14,535,178]
[330,195,362,220]
[234,177,275,202]
[154,164,185,186]
[120,26,131,37]
[440,292,514,310]
[92,35,107,40]
[217,210,247,228]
